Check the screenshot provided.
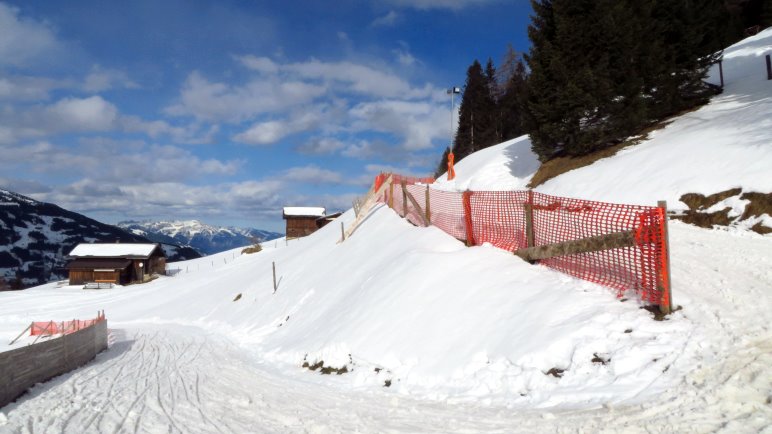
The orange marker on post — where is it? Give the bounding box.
[447,152,456,180]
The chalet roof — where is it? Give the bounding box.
[68,243,162,258]
[65,258,132,270]
[316,212,342,222]
[283,207,326,218]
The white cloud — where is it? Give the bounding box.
[0,75,62,101]
[296,137,346,155]
[236,55,279,74]
[371,11,399,27]
[0,140,241,184]
[233,111,320,145]
[165,71,326,122]
[0,177,51,194]
[348,99,449,150]
[282,165,344,184]
[43,96,119,131]
[285,59,421,99]
[384,0,496,10]
[0,3,62,67]
[82,65,139,92]
[393,47,417,67]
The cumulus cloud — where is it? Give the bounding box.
[0,3,62,67]
[384,0,496,10]
[233,111,320,145]
[0,75,62,101]
[82,65,139,92]
[43,96,119,131]
[236,55,279,74]
[0,177,52,194]
[0,139,241,184]
[165,71,326,122]
[295,137,346,155]
[285,59,424,99]
[348,99,449,150]
[282,165,344,184]
[371,11,399,27]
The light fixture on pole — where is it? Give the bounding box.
[446,86,461,180]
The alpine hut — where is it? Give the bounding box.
[282,207,326,238]
[66,243,166,285]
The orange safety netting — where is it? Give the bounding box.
[30,312,106,336]
[375,173,670,307]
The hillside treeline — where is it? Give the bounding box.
[436,0,771,175]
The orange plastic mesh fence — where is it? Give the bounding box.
[428,189,467,241]
[529,192,666,303]
[404,184,429,227]
[374,173,670,306]
[30,313,106,336]
[467,191,530,252]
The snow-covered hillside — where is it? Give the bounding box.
[117,220,282,255]
[0,31,770,432]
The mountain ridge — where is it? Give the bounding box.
[117,220,283,256]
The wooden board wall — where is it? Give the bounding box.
[0,320,108,408]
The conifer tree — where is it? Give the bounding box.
[524,0,724,161]
[499,56,528,141]
[453,60,498,161]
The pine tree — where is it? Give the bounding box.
[499,56,529,141]
[453,60,498,161]
[524,0,724,161]
[484,58,502,142]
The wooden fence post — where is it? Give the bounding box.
[657,201,673,315]
[718,59,724,88]
[401,181,408,217]
[389,182,394,209]
[272,261,277,293]
[766,54,771,80]
[425,184,431,223]
[525,190,535,250]
[462,191,475,246]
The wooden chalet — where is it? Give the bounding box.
[282,207,327,238]
[66,243,166,285]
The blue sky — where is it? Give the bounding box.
[0,0,532,232]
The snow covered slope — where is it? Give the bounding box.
[0,31,770,433]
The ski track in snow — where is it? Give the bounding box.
[0,222,770,433]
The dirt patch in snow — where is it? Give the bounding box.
[674,189,771,234]
[528,140,636,188]
[302,360,349,375]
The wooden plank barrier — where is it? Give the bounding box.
[514,231,636,261]
[0,317,108,408]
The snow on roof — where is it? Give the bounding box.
[283,207,326,217]
[68,243,160,258]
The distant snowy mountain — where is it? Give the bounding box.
[0,189,201,289]
[117,220,283,255]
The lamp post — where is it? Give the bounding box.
[446,86,461,180]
